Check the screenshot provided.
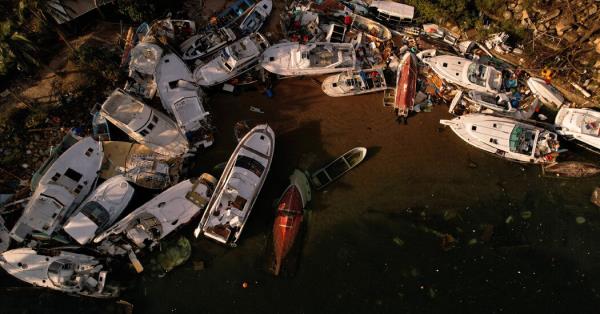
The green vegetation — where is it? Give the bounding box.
[0,20,38,75]
[116,0,156,22]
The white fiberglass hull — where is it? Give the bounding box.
[555,107,600,150]
[321,69,387,97]
[261,42,356,76]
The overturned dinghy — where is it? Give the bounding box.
[63,175,135,245]
[94,173,217,255]
[195,124,275,246]
[310,147,367,190]
[239,0,272,34]
[424,55,506,94]
[155,53,214,147]
[322,68,387,97]
[179,28,236,61]
[261,42,356,76]
[554,107,600,151]
[10,137,103,242]
[193,32,270,87]
[100,141,182,190]
[440,114,561,164]
[0,248,118,298]
[125,42,163,99]
[100,89,189,158]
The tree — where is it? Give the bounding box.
[18,0,76,52]
[0,20,38,74]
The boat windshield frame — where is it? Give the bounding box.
[509,125,538,156]
[235,155,265,177]
[79,201,111,229]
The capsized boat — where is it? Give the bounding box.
[321,68,387,97]
[0,248,118,298]
[310,147,367,190]
[424,55,506,93]
[195,124,275,246]
[31,129,82,191]
[10,137,103,242]
[215,0,257,28]
[193,32,270,87]
[179,28,236,61]
[0,216,9,253]
[94,173,217,254]
[272,169,311,276]
[440,114,561,164]
[100,141,182,190]
[350,13,391,42]
[261,42,356,76]
[239,0,272,34]
[394,52,417,117]
[155,53,213,147]
[100,89,189,158]
[124,42,163,99]
[554,107,600,151]
[527,77,564,108]
[63,175,135,245]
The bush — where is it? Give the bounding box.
[116,0,156,23]
[71,44,121,86]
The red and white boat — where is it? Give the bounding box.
[272,170,311,275]
[394,52,418,118]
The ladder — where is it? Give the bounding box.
[382,88,395,107]
[326,24,346,43]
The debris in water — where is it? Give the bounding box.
[392,237,405,247]
[468,238,478,245]
[193,260,205,271]
[505,215,514,224]
[242,282,249,288]
[440,234,456,251]
[521,211,532,220]
[155,236,191,273]
[249,106,264,113]
[591,187,600,208]
[480,224,494,242]
[576,216,586,224]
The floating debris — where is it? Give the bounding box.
[521,211,533,220]
[576,216,587,224]
[392,237,405,247]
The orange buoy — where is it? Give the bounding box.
[242,282,249,288]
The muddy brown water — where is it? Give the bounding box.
[2,78,600,313]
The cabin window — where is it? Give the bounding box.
[235,155,265,177]
[442,63,448,67]
[74,185,83,194]
[152,116,159,123]
[85,148,94,157]
[471,126,477,131]
[140,130,149,136]
[147,123,155,130]
[493,123,497,128]
[64,168,83,182]
[51,173,61,182]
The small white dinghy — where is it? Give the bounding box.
[193,32,270,87]
[239,0,272,34]
[100,89,189,158]
[554,107,600,152]
[322,68,387,97]
[440,114,561,164]
[527,77,564,108]
[310,147,367,190]
[94,173,217,254]
[261,42,356,76]
[125,42,163,99]
[179,28,236,61]
[10,137,103,242]
[0,248,118,297]
[195,124,275,246]
[63,175,135,245]
[155,53,213,147]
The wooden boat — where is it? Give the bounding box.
[193,33,270,87]
[261,42,356,76]
[554,107,600,152]
[30,130,82,191]
[394,52,417,118]
[216,0,257,28]
[0,248,118,298]
[310,147,367,190]
[62,175,135,245]
[179,28,236,61]
[440,114,562,164]
[94,173,217,254]
[544,162,600,178]
[100,89,189,158]
[321,68,387,97]
[100,141,182,190]
[350,13,392,42]
[10,137,103,242]
[195,124,275,246]
[272,170,311,275]
[239,0,272,35]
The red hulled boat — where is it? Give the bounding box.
[394,52,418,118]
[272,170,311,275]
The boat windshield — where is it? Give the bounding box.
[48,259,77,287]
[80,201,111,229]
[467,63,487,87]
[509,125,535,155]
[235,155,265,177]
[221,49,236,72]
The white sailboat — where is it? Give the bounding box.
[100,89,189,158]
[63,175,135,245]
[321,68,387,97]
[440,114,561,164]
[0,248,118,297]
[94,173,217,253]
[554,107,600,151]
[179,28,236,61]
[261,42,356,76]
[239,0,273,34]
[10,137,103,242]
[193,33,270,87]
[195,124,274,246]
[424,55,505,94]
[155,53,213,147]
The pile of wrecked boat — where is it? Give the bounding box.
[1,0,599,298]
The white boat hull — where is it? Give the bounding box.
[261,42,356,76]
[555,107,600,150]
